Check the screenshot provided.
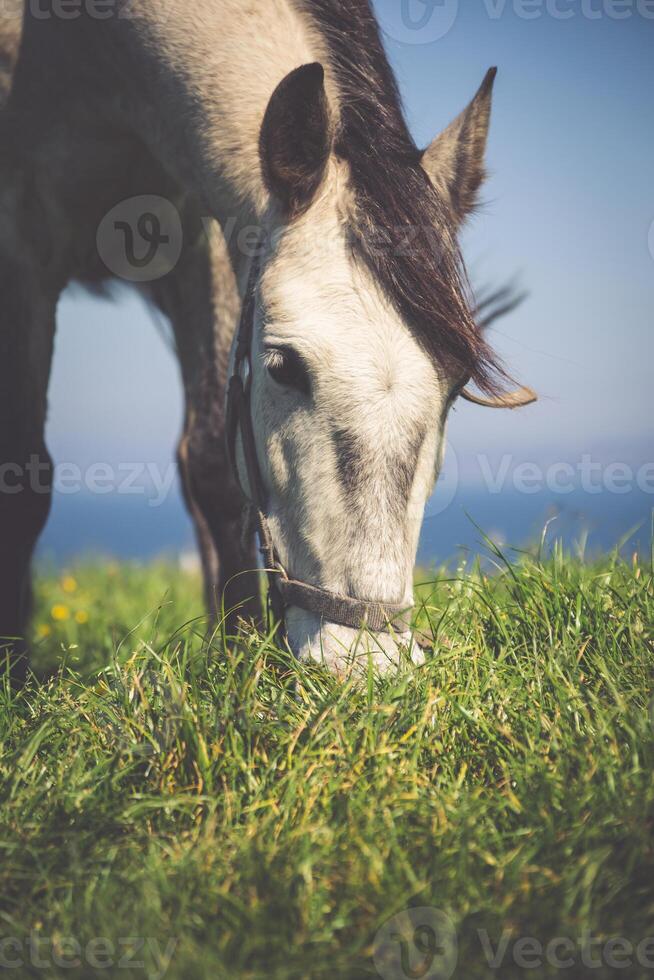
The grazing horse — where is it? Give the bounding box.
[0,0,534,682]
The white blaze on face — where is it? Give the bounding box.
[249,193,455,670]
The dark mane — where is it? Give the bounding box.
[297,0,509,394]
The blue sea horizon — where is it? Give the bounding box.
[36,485,653,570]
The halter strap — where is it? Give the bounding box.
[275,579,413,634]
[225,255,414,637]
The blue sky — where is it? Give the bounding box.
[44,2,653,558]
[378,0,654,464]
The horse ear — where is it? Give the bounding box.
[422,67,497,223]
[260,63,332,218]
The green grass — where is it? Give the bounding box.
[1,544,653,979]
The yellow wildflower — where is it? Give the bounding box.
[51,605,70,622]
[75,611,89,625]
[62,576,78,594]
[37,624,52,638]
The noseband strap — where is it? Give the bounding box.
[225,255,414,637]
[275,579,413,634]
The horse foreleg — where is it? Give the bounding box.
[0,172,59,686]
[153,216,261,636]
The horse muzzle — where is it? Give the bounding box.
[284,605,424,677]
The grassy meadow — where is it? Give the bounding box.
[1,542,653,979]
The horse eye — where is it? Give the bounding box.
[264,347,311,395]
